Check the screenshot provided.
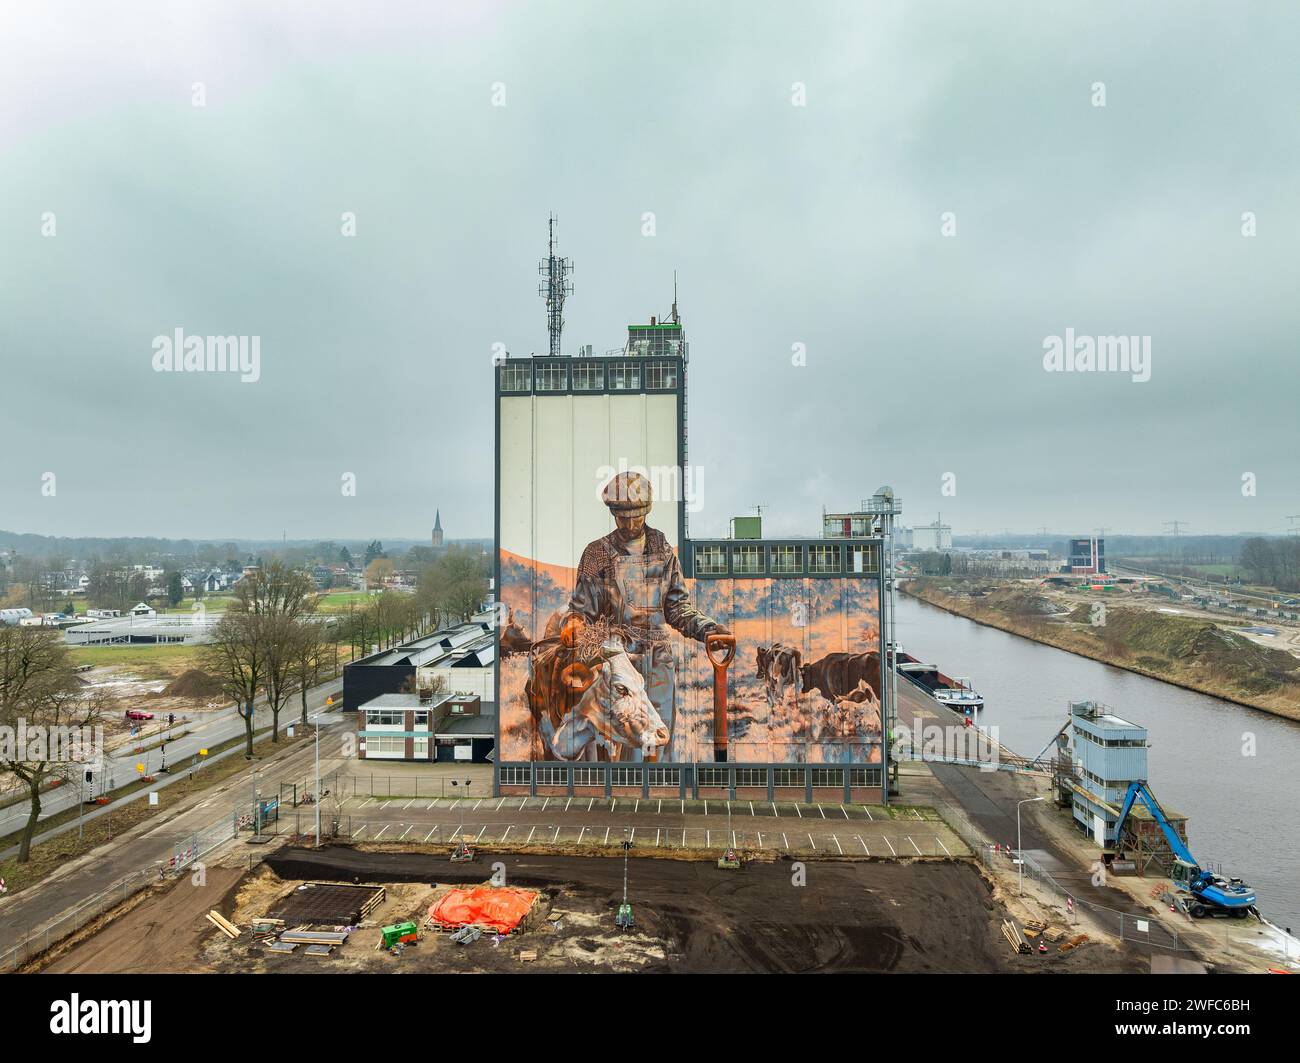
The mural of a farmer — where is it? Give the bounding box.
[558,470,729,760]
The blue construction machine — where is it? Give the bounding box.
[1113,781,1257,920]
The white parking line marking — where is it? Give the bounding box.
[832,834,843,854]
[612,799,617,813]
[749,802,755,816]
[474,826,487,843]
[912,809,923,820]
[426,800,437,810]
[542,797,550,811]
[374,824,390,839]
[936,837,952,857]
[706,829,710,847]
[771,802,779,817]
[399,824,413,839]
[403,799,416,810]
[757,831,764,848]
[657,799,662,814]
[553,825,560,842]
[856,835,869,854]
[634,799,639,812]
[656,828,661,847]
[703,801,708,815]
[502,825,513,841]
[907,836,923,856]
[794,805,802,818]
[362,798,376,808]
[840,805,850,819]
[352,823,367,838]
[603,827,610,845]
[497,797,507,811]
[520,798,528,810]
[579,827,587,844]
[630,827,636,841]
[473,799,483,811]
[526,826,537,844]
[818,805,827,819]
[424,827,438,842]
[807,833,817,850]
[682,828,687,846]
[782,832,789,849]
[588,798,594,812]
[884,836,897,856]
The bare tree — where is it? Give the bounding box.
[203,562,315,756]
[0,626,109,863]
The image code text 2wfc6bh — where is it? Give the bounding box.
[494,314,887,799]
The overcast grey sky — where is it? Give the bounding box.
[2,1,1297,542]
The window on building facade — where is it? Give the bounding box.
[608,363,642,390]
[732,545,763,574]
[645,361,678,389]
[695,545,727,575]
[499,364,531,392]
[572,362,604,391]
[809,544,840,573]
[535,363,568,392]
[771,545,803,574]
[849,544,879,574]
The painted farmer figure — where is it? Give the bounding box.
[565,471,728,760]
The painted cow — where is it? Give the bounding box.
[799,651,881,704]
[832,678,882,736]
[551,645,670,762]
[755,643,802,708]
[499,607,532,657]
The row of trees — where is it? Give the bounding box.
[338,547,490,660]
[201,563,338,756]
[1238,537,1300,593]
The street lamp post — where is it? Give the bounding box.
[312,714,321,848]
[1017,796,1045,895]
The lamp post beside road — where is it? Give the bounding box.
[312,714,321,849]
[1017,796,1044,895]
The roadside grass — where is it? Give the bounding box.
[0,726,307,897]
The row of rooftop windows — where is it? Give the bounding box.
[693,542,880,577]
[499,360,679,394]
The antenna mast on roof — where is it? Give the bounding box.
[538,214,574,357]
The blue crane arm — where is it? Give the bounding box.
[1113,781,1197,866]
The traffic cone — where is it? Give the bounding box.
[1038,941,1047,953]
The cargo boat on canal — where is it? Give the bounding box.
[888,643,984,716]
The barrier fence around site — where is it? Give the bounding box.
[1,789,1201,971]
[979,844,1193,954]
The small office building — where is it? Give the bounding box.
[357,692,496,763]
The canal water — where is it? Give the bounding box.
[896,592,1300,932]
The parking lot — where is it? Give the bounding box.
[285,793,967,858]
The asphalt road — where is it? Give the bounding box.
[0,680,342,840]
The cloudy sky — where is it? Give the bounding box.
[2,1,1297,542]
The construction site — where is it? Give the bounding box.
[30,838,1147,975]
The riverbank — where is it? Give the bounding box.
[902,579,1300,724]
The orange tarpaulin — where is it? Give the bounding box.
[429,887,538,934]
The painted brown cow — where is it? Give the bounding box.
[755,643,802,708]
[799,651,881,704]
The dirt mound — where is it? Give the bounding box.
[164,669,224,698]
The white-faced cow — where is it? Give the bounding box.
[550,644,670,762]
[756,643,802,709]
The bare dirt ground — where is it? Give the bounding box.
[40,845,1145,974]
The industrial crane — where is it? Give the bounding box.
[1113,781,1257,919]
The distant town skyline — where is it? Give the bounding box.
[3,2,1297,539]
